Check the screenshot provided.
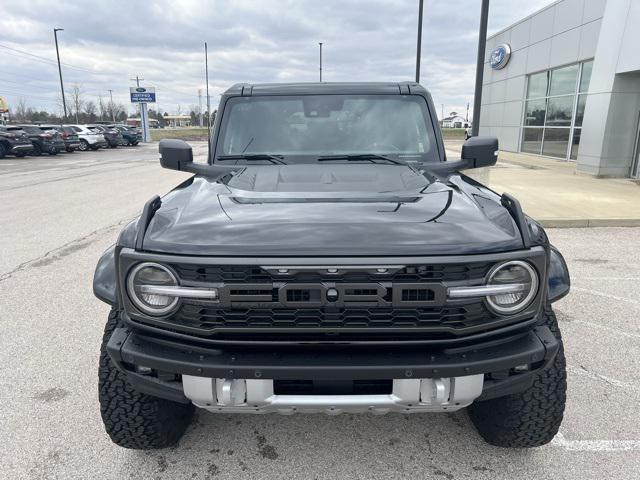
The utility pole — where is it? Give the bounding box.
[415,0,424,83]
[472,0,490,137]
[466,102,470,122]
[319,42,323,82]
[205,42,212,162]
[441,104,444,122]
[108,89,115,122]
[198,88,203,127]
[53,28,67,121]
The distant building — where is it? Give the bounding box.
[480,0,640,178]
[441,113,470,128]
[127,117,159,128]
[162,115,191,128]
[0,96,8,125]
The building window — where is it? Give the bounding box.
[520,60,593,160]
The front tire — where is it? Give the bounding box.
[79,139,89,151]
[98,309,194,449]
[0,143,7,159]
[468,305,566,447]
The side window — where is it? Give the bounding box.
[72,126,81,132]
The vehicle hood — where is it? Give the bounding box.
[142,164,523,256]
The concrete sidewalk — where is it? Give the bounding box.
[445,141,640,227]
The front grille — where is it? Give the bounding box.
[171,302,490,334]
[171,262,493,284]
[130,261,514,341]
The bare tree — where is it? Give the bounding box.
[98,95,106,121]
[14,98,28,123]
[84,100,97,122]
[110,103,125,122]
[70,84,84,124]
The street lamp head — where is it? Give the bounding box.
[54,28,64,32]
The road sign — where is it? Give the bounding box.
[0,96,8,113]
[130,87,156,103]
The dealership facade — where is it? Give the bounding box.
[479,0,640,178]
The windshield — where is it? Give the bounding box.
[215,94,439,163]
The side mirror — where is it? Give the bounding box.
[461,136,498,169]
[158,138,243,177]
[159,139,193,171]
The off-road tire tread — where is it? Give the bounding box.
[468,304,566,448]
[98,309,194,449]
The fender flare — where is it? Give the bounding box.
[93,244,118,305]
[548,245,570,302]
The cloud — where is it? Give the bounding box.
[0,0,553,117]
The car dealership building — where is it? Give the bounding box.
[479,0,640,178]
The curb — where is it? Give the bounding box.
[538,218,640,228]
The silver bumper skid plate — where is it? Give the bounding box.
[182,374,484,414]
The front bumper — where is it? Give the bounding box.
[85,136,107,146]
[9,143,33,154]
[107,322,559,412]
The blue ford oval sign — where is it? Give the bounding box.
[490,43,511,70]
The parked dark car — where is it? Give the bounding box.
[90,124,123,148]
[44,125,81,152]
[0,125,34,158]
[18,125,66,156]
[111,125,141,146]
[94,82,570,451]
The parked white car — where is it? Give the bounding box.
[64,125,108,151]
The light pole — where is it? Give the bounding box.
[415,0,424,83]
[319,42,323,82]
[108,89,115,122]
[53,28,67,121]
[471,0,490,137]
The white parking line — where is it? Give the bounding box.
[568,365,640,396]
[570,320,640,340]
[572,287,640,307]
[552,432,640,452]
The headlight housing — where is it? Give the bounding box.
[126,262,180,316]
[485,260,538,314]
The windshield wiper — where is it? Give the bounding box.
[216,154,287,165]
[316,154,408,166]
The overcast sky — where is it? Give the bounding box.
[0,0,552,118]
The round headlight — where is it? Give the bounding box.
[485,261,538,314]
[127,262,179,316]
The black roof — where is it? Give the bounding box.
[223,81,428,96]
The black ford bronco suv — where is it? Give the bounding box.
[94,82,570,450]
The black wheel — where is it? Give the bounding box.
[99,309,194,449]
[79,139,89,151]
[0,143,7,159]
[90,145,100,151]
[66,147,75,153]
[468,304,566,448]
[33,143,42,156]
[16,152,27,158]
[132,141,139,146]
[49,147,58,156]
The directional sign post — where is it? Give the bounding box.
[130,86,156,143]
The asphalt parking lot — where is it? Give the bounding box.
[1,144,639,479]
